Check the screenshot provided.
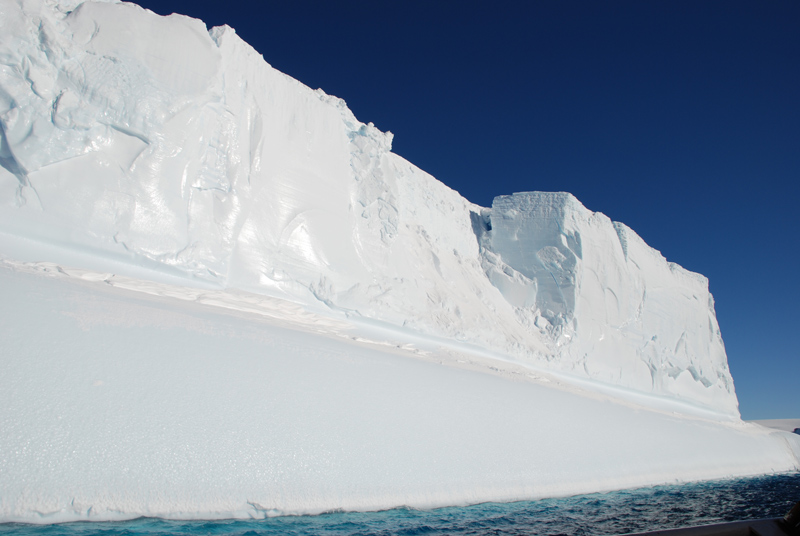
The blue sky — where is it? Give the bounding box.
[130,0,798,420]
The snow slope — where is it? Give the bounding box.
[1,260,798,523]
[1,0,797,522]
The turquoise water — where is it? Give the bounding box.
[2,473,799,535]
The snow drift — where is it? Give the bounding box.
[0,0,797,523]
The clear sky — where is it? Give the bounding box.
[128,0,798,421]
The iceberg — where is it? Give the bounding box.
[0,0,797,523]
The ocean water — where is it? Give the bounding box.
[2,473,799,536]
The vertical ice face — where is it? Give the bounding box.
[0,0,737,416]
[0,0,226,273]
[481,192,736,415]
[489,193,583,323]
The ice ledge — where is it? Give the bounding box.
[0,258,795,522]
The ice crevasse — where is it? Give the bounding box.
[1,0,798,523]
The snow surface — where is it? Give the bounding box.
[0,0,797,523]
[1,259,798,522]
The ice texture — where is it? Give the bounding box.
[0,0,737,415]
[482,192,733,413]
[1,0,794,522]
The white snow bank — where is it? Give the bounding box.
[0,0,739,415]
[0,261,797,523]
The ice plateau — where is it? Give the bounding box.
[0,0,798,523]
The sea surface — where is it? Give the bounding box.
[2,473,799,536]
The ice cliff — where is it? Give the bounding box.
[0,0,735,415]
[4,0,799,523]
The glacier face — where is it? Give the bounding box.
[0,0,735,416]
[481,192,732,412]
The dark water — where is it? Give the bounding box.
[2,473,799,536]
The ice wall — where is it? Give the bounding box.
[0,0,737,415]
[482,193,732,412]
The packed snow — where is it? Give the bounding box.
[2,259,798,523]
[0,0,797,523]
